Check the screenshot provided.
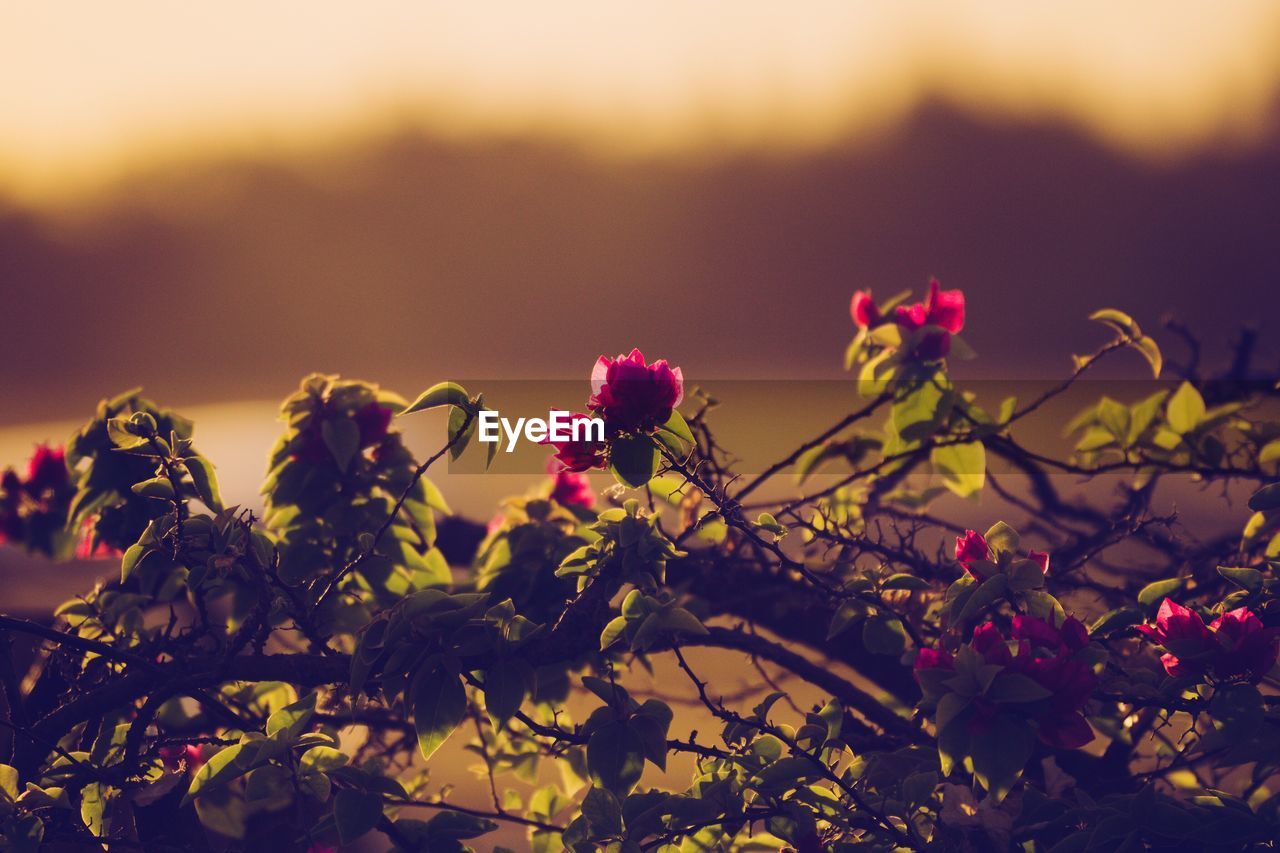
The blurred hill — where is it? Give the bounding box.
[3,99,1280,427]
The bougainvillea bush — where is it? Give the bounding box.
[1,282,1279,851]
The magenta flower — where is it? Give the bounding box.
[971,621,1013,666]
[1135,599,1216,679]
[588,349,684,433]
[546,412,607,473]
[353,402,393,448]
[1208,607,1279,685]
[25,444,69,496]
[954,529,991,573]
[892,279,966,360]
[1027,549,1051,575]
[548,464,596,510]
[913,646,954,673]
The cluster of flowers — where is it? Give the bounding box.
[916,614,1099,749]
[0,444,74,557]
[850,278,966,361]
[547,348,685,474]
[1136,598,1278,685]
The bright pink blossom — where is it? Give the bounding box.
[913,646,954,673]
[850,290,881,329]
[1208,607,1279,684]
[588,349,683,433]
[954,530,991,573]
[548,458,596,509]
[546,412,607,473]
[1135,599,1216,679]
[891,279,966,360]
[25,444,69,496]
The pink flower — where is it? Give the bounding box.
[588,349,684,433]
[1027,550,1050,575]
[1135,599,1216,679]
[954,530,991,573]
[850,290,881,329]
[546,412,607,473]
[892,279,966,360]
[548,462,596,510]
[971,622,1013,666]
[1208,608,1279,685]
[24,444,69,496]
[913,646,954,673]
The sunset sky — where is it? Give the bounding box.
[4,1,1280,201]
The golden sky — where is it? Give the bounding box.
[4,1,1280,202]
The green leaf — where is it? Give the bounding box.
[1133,335,1163,378]
[969,716,1034,801]
[411,667,467,760]
[448,406,477,461]
[932,441,986,499]
[184,744,247,803]
[587,721,646,796]
[333,789,384,845]
[321,419,361,472]
[1248,483,1280,512]
[659,410,695,444]
[80,782,111,838]
[120,543,148,583]
[0,764,18,801]
[826,599,868,640]
[266,692,316,739]
[983,521,1020,557]
[1166,382,1206,435]
[1137,577,1183,610]
[185,457,223,511]
[299,746,348,774]
[106,417,147,449]
[882,573,930,591]
[484,658,532,726]
[609,434,658,489]
[1218,566,1264,592]
[862,613,909,655]
[402,382,471,415]
[956,574,1008,624]
[1089,308,1141,338]
[1260,440,1280,466]
[985,672,1053,703]
[131,477,174,500]
[581,786,624,837]
[1089,606,1142,637]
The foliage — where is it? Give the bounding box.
[0,283,1278,851]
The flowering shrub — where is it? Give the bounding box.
[0,281,1278,850]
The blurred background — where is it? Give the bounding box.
[4,3,1280,844]
[2,0,1280,582]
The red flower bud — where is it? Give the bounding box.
[954,530,990,573]
[850,290,881,329]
